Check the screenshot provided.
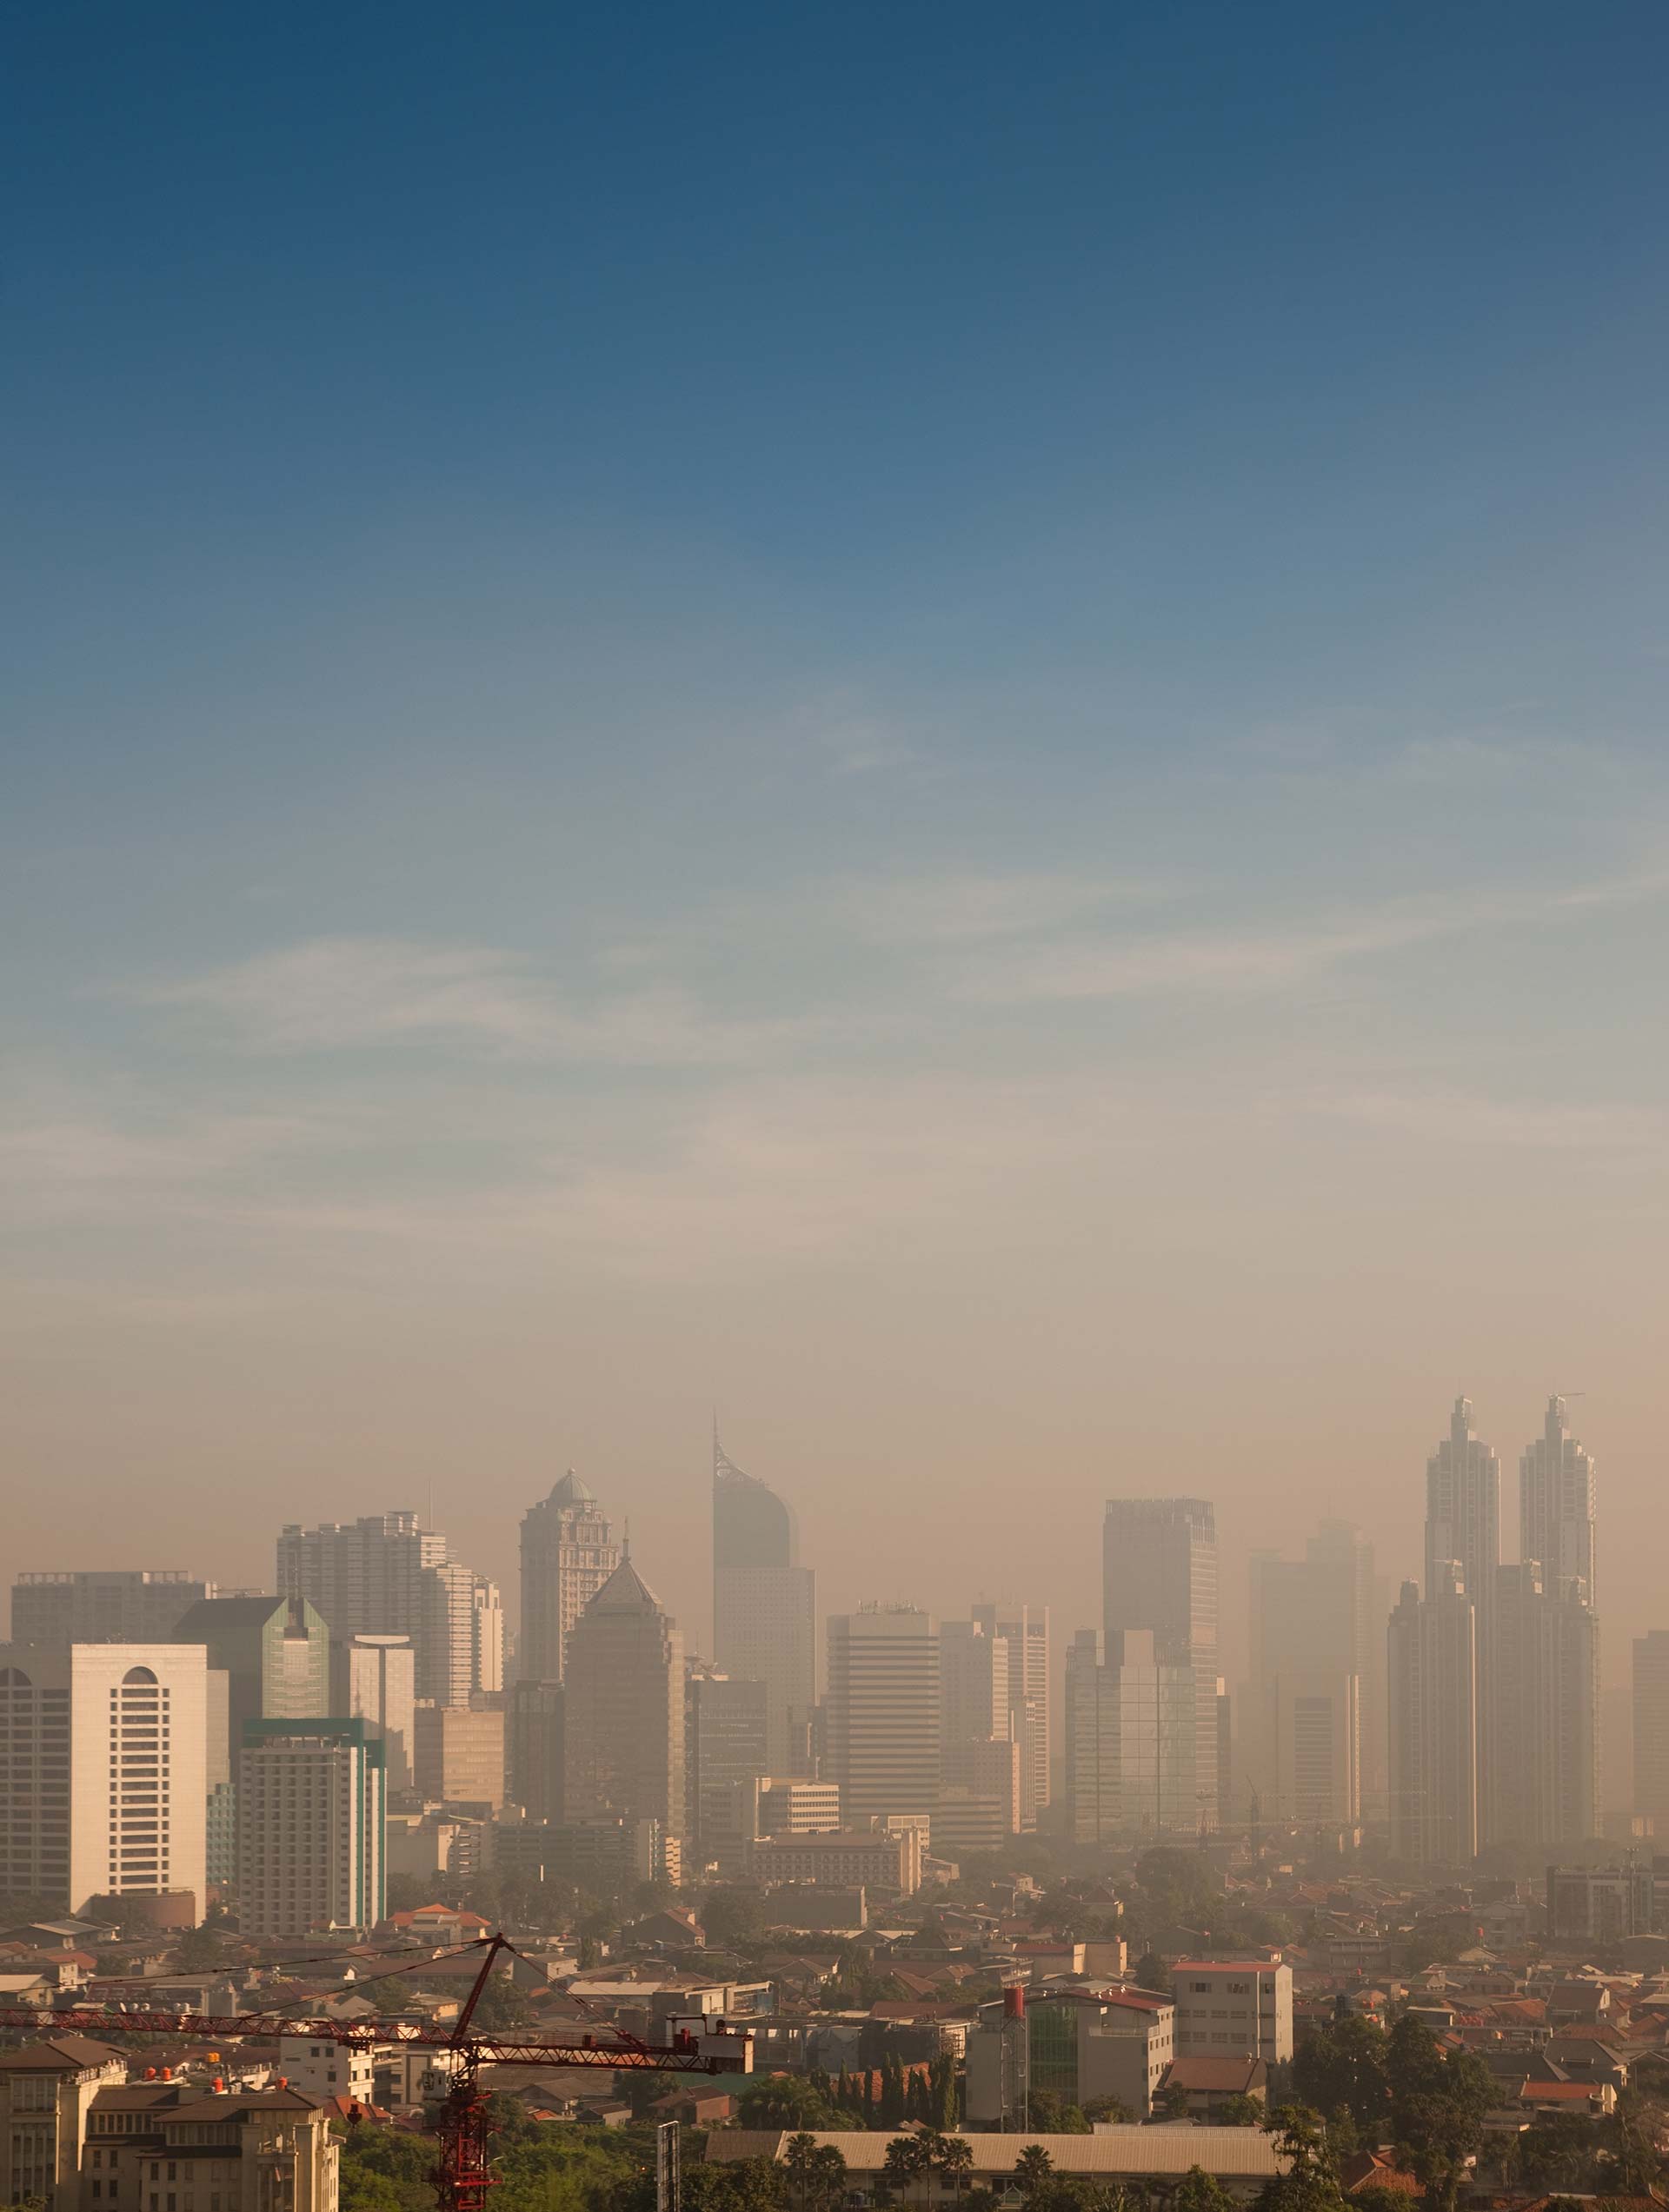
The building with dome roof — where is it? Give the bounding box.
[518,1471,622,1684]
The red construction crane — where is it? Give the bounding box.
[0,1934,748,2212]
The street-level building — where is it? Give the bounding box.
[1171,1961,1293,2067]
[0,2036,128,2212]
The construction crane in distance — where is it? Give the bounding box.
[0,1933,749,2212]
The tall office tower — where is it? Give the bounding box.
[413,1703,506,1808]
[1386,1571,1478,1865]
[171,1595,329,1772]
[509,1679,565,1822]
[939,1618,1019,1836]
[713,1431,816,1776]
[342,1633,417,1791]
[10,1571,213,1645]
[1493,1563,1600,1850]
[1063,1627,1199,1841]
[276,1511,497,1707]
[1103,1499,1219,1829]
[518,1471,622,1685]
[1424,1397,1499,1837]
[562,1558,686,1837]
[237,1718,385,1939]
[0,1642,208,1918]
[825,1604,940,1830]
[1247,1524,1371,1826]
[1521,1395,1598,1601]
[1634,1631,1669,1831]
[969,1602,1050,1830]
[686,1662,770,1859]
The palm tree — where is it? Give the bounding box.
[810,2142,849,2212]
[938,2134,975,2212]
[787,2132,822,2212]
[884,2135,931,2208]
[1014,2144,1054,2204]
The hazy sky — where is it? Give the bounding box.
[5,3,1669,1776]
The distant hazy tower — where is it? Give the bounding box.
[968,1602,1050,1830]
[277,1511,496,1708]
[1520,1396,1597,1601]
[1633,1631,1669,1830]
[562,1558,685,1839]
[712,1430,815,1774]
[1424,1397,1499,1841]
[826,1604,940,1829]
[1103,1498,1219,1828]
[518,1471,622,1685]
[1387,1570,1478,1866]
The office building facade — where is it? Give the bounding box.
[712,1432,815,1776]
[518,1471,621,1686]
[562,1558,686,1841]
[825,1604,940,1831]
[1103,1499,1219,1829]
[276,1511,501,1709]
[11,1572,212,1647]
[237,1717,385,1939]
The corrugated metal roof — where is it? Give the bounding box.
[708,2129,1290,2179]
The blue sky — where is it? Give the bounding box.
[5,1,1669,1718]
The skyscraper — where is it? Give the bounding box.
[825,1604,940,1830]
[0,1642,208,1918]
[1103,1499,1219,1829]
[1419,1398,1499,1845]
[1493,1561,1599,1849]
[1520,1395,1597,1601]
[562,1558,686,1839]
[342,1632,417,1791]
[1387,1571,1478,1865]
[237,1718,385,1940]
[1064,1626,1198,1842]
[518,1471,621,1685]
[276,1511,499,1708]
[1633,1631,1669,1831]
[10,1570,212,1645]
[1247,1524,1372,1826]
[171,1594,330,1774]
[685,1661,769,1860]
[712,1431,815,1775]
[969,1602,1050,1830]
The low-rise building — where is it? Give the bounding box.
[1171,1960,1293,2066]
[0,2036,129,2212]
[707,2127,1287,2204]
[965,1988,1175,2124]
[748,1828,920,1895]
[83,2079,338,2212]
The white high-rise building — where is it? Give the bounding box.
[1103,1500,1218,1829]
[344,1633,417,1790]
[277,1511,498,1708]
[825,1604,940,1830]
[0,1642,208,1918]
[969,1601,1050,1830]
[237,1717,385,1940]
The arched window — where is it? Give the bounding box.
[122,1665,159,1685]
[0,1665,30,1686]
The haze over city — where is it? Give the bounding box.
[8,1,1669,1786]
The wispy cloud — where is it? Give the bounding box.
[121,937,825,1065]
[1313,1088,1666,1153]
[961,869,1669,1003]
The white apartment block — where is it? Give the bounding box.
[0,1644,207,1921]
[1171,1960,1293,2066]
[276,2037,376,2105]
[236,1721,385,1941]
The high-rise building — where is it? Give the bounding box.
[686,1662,770,1859]
[1103,1499,1219,1829]
[1493,1562,1599,1849]
[171,1595,329,1774]
[562,1558,686,1840]
[1633,1631,1669,1830]
[342,1633,417,1791]
[237,1717,385,1939]
[1247,1525,1372,1826]
[712,1431,815,1776]
[0,1642,208,1919]
[1424,1397,1499,1838]
[276,1511,499,1708]
[1386,1571,1478,1866]
[1063,1627,1200,1841]
[968,1602,1050,1829]
[1520,1394,1597,1602]
[509,1679,565,1823]
[10,1571,212,1646]
[519,1471,621,1686]
[825,1604,940,1830]
[412,1704,506,1809]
